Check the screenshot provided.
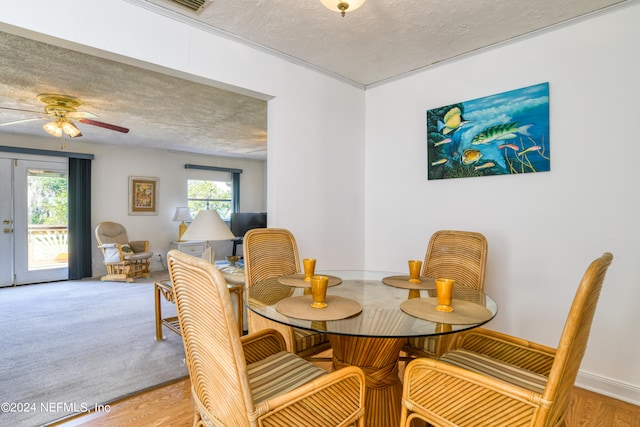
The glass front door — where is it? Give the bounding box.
[0,156,69,286]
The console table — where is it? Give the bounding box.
[168,240,206,258]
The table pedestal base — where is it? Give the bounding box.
[328,335,405,427]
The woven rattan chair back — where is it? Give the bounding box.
[244,228,299,338]
[404,230,488,359]
[244,227,300,280]
[168,249,253,426]
[422,229,488,290]
[243,228,331,357]
[542,252,613,423]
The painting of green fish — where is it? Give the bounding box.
[471,123,532,145]
[427,82,550,180]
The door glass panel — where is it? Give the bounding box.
[27,169,68,271]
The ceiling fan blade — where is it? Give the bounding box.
[78,118,129,133]
[0,106,43,115]
[67,111,98,120]
[0,117,44,127]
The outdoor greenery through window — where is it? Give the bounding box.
[29,171,68,225]
[187,179,233,220]
[28,169,68,269]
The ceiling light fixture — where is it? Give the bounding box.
[42,121,63,138]
[42,118,82,138]
[321,0,367,17]
[61,120,82,138]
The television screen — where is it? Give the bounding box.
[230,212,267,238]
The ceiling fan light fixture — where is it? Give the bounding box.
[2,93,128,141]
[321,0,367,17]
[61,120,82,138]
[43,121,63,138]
[43,118,82,138]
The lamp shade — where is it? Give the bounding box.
[180,210,235,242]
[172,207,193,222]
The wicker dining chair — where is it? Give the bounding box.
[243,227,332,359]
[403,230,488,359]
[400,252,613,427]
[167,249,366,427]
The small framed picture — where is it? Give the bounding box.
[128,176,158,215]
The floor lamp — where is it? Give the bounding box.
[180,210,235,263]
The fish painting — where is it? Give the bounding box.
[517,145,541,156]
[433,138,452,147]
[437,107,468,135]
[474,162,495,170]
[427,82,550,180]
[462,149,482,165]
[498,144,519,151]
[471,123,532,145]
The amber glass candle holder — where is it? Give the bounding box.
[435,278,455,312]
[408,260,422,283]
[303,258,316,282]
[310,275,329,309]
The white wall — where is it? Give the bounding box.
[365,4,640,403]
[0,0,367,270]
[0,132,265,275]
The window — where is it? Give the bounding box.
[187,179,233,220]
[184,164,242,221]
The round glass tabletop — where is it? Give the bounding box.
[245,269,497,338]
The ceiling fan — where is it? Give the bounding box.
[0,93,129,138]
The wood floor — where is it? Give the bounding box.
[50,367,639,427]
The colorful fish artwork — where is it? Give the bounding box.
[474,162,495,170]
[517,145,541,156]
[433,138,452,147]
[437,107,468,135]
[462,149,482,165]
[471,123,532,145]
[427,82,550,180]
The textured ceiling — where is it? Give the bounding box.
[140,0,628,87]
[0,31,268,160]
[0,0,630,159]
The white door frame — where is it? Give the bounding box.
[0,158,13,286]
[0,153,69,286]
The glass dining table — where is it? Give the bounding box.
[245,270,498,427]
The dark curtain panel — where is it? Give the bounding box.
[68,157,92,279]
[232,172,240,213]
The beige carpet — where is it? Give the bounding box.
[0,272,188,427]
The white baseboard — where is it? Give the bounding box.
[576,371,640,406]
